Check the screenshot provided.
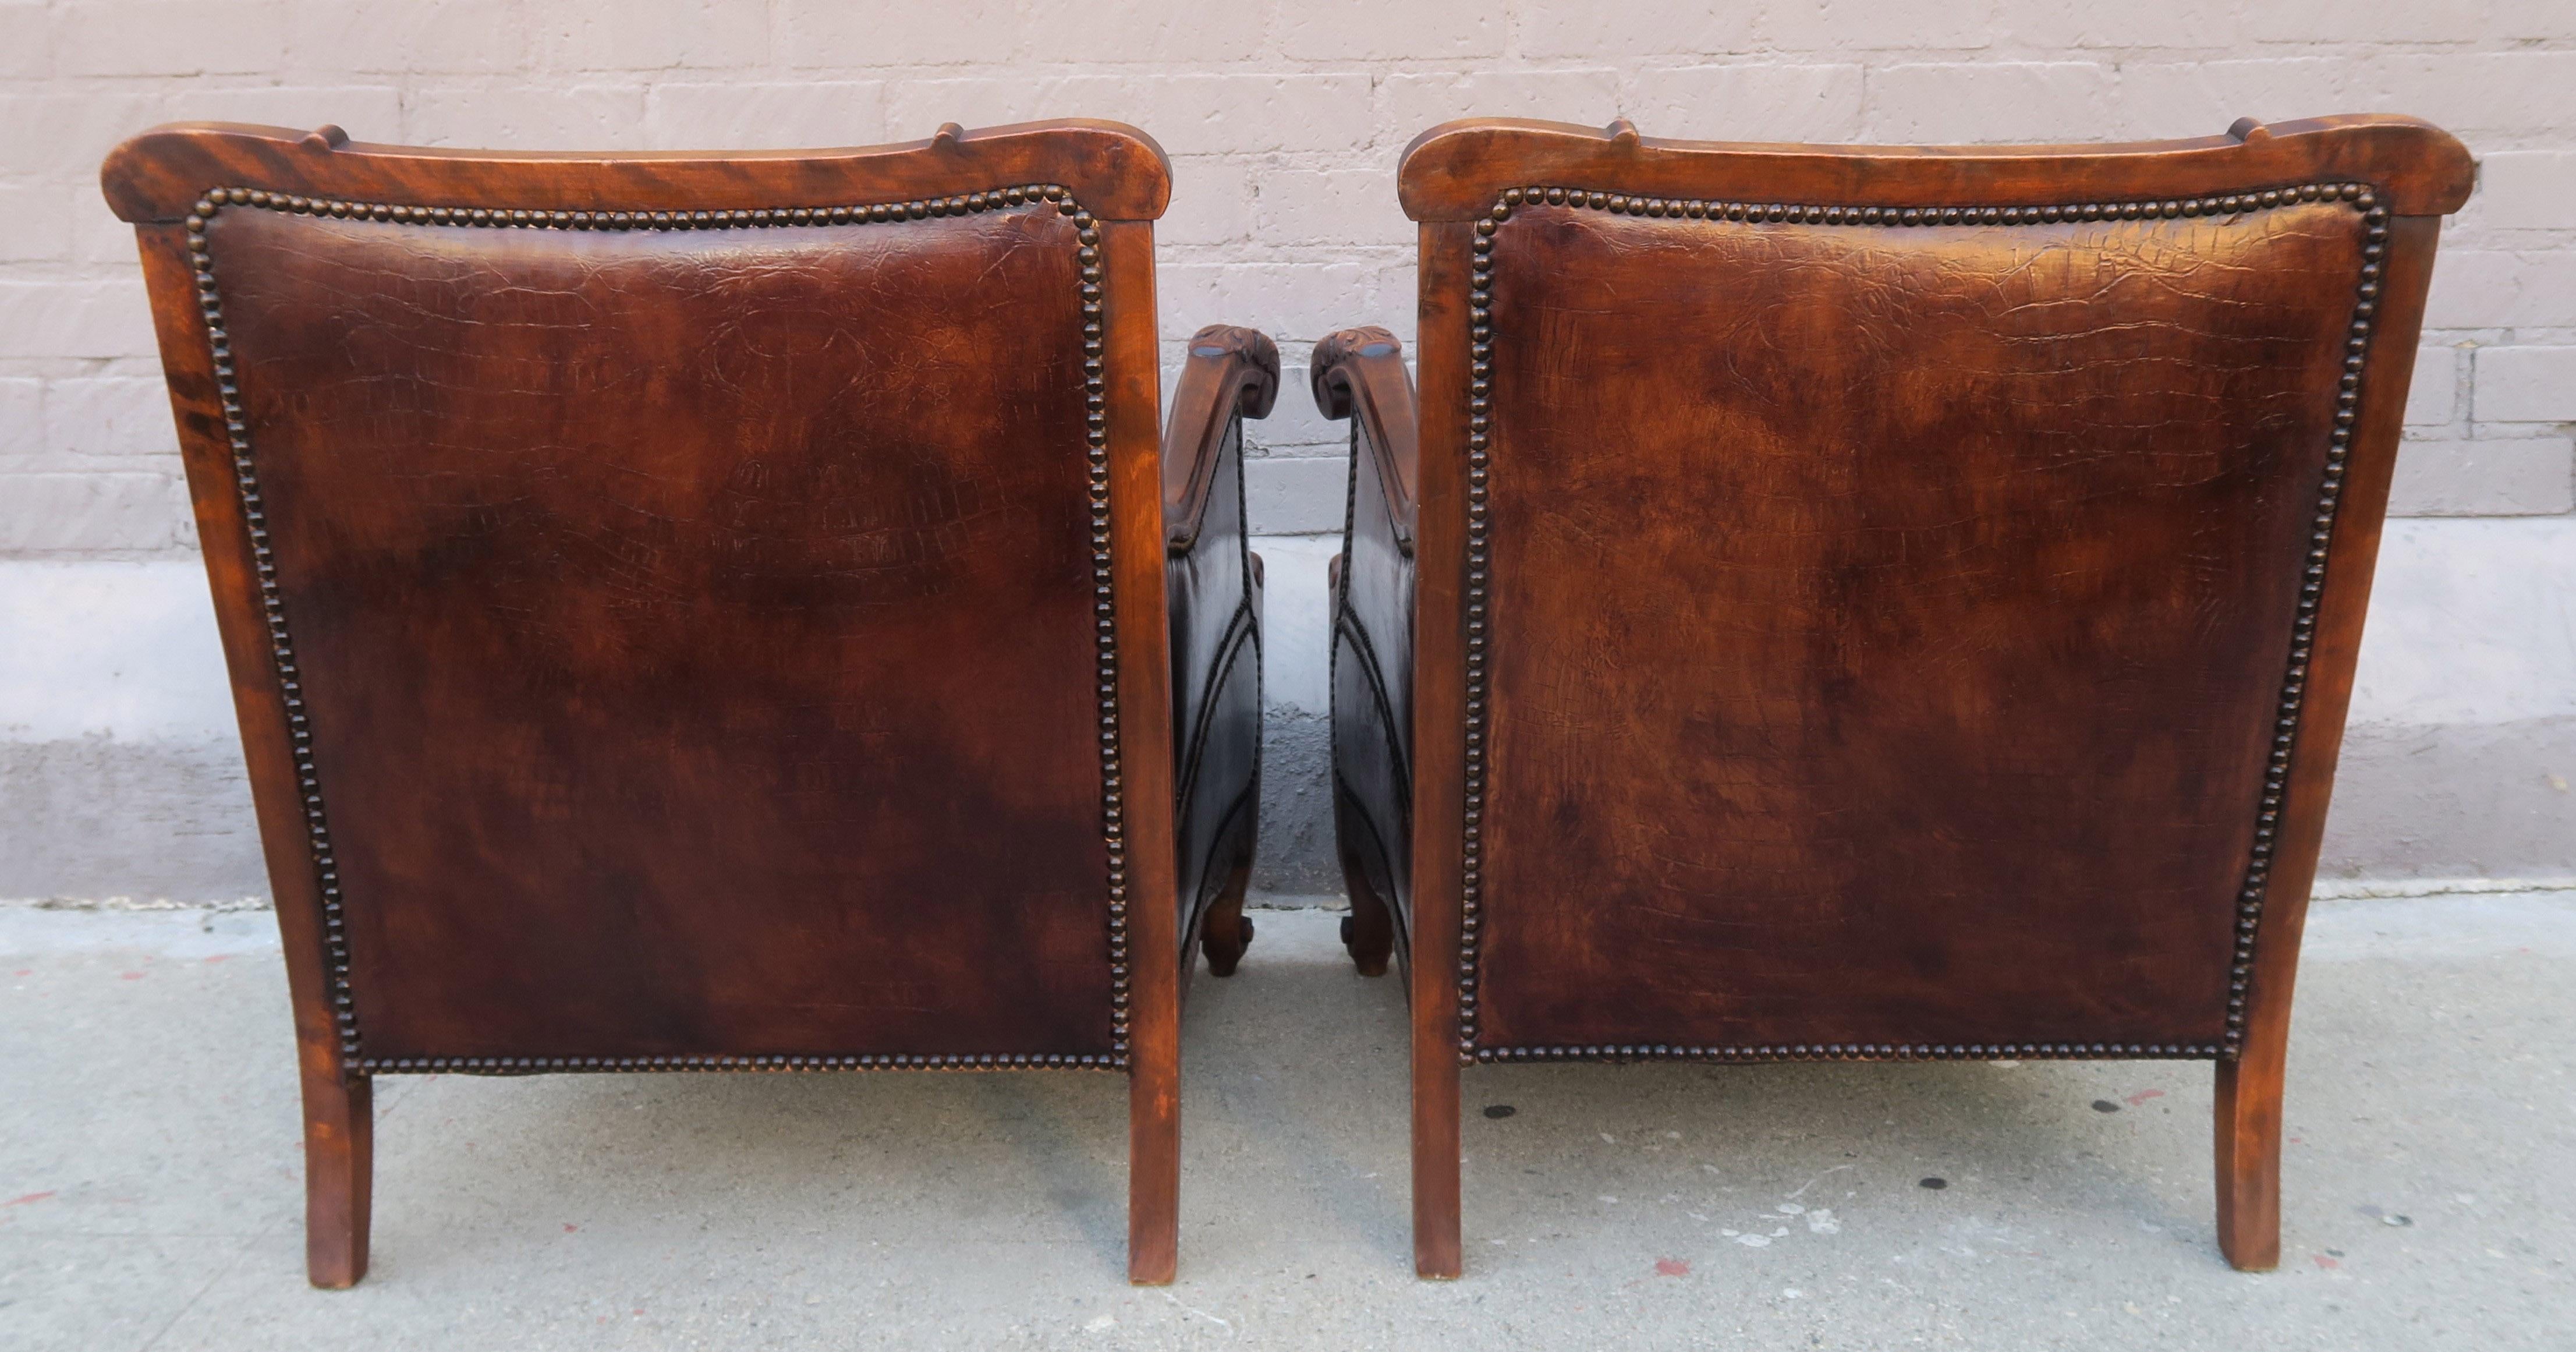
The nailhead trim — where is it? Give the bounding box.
[1457,180,2387,1067]
[185,182,1130,1074]
[1471,1042,2220,1064]
[355,1052,1124,1075]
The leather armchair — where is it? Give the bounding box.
[1164,325,1277,979]
[1314,328,1417,983]
[1321,114,2474,1278]
[101,118,1273,1287]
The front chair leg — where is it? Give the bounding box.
[1198,856,1256,977]
[302,1068,373,1289]
[2214,1053,2284,1270]
[1334,789,1396,978]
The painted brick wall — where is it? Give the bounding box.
[3,0,2571,897]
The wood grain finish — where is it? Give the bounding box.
[1397,114,2472,221]
[102,119,1172,224]
[1337,115,2471,1277]
[1408,220,1478,1280]
[104,119,1266,1288]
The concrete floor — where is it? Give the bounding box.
[3,894,2571,1351]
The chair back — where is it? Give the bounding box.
[1394,116,2472,1063]
[105,121,1175,1072]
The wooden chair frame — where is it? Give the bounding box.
[102,119,1274,1287]
[1319,114,2474,1278]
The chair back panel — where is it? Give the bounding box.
[183,173,1117,1061]
[1333,411,1418,912]
[1473,188,2375,1052]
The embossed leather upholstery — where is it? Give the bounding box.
[1318,331,1418,964]
[1165,340,1270,964]
[200,201,1121,1060]
[1471,200,2368,1054]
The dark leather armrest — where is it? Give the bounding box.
[1163,327,1271,950]
[1315,328,1419,944]
[1310,327,1417,555]
[1164,324,1279,553]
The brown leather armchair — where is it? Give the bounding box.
[1316,328,1416,986]
[1318,115,2473,1278]
[1165,327,1278,981]
[101,119,1273,1287]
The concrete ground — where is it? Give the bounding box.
[3,894,2571,1351]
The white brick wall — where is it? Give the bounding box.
[2476,347,2576,423]
[2389,436,2576,517]
[1,0,2571,891]
[2,1,2570,555]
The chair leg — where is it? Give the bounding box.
[1128,1053,1181,1285]
[1335,789,1395,977]
[1412,1024,1462,1279]
[1198,855,1256,978]
[2214,1052,2284,1271]
[302,1069,373,1289]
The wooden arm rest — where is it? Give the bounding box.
[1310,327,1418,555]
[1163,324,1278,553]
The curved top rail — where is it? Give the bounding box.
[1398,114,2473,221]
[104,118,1172,223]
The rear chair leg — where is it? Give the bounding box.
[1335,790,1397,977]
[302,1069,373,1289]
[2214,1053,2284,1270]
[1128,1046,1181,1284]
[1413,1025,1462,1279]
[1199,856,1256,977]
